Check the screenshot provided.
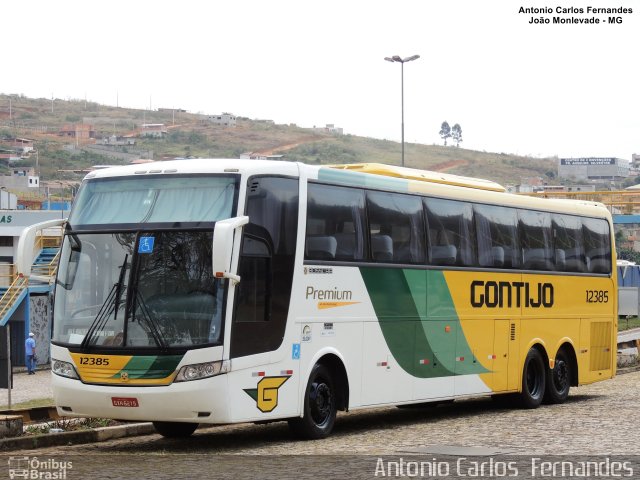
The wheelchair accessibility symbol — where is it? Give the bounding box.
[138,237,155,254]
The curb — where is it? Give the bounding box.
[617,363,640,375]
[0,422,155,451]
[0,407,60,424]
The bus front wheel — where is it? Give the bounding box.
[153,421,199,438]
[544,349,571,404]
[519,348,546,409]
[288,363,337,439]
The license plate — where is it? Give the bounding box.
[112,397,139,407]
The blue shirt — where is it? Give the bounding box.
[25,337,35,355]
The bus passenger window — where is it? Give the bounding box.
[519,210,554,271]
[425,198,476,267]
[553,214,587,272]
[306,184,366,261]
[474,204,520,269]
[366,191,425,264]
[582,218,611,274]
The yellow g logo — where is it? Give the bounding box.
[244,376,290,413]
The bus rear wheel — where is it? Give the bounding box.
[519,348,546,409]
[288,363,336,439]
[544,349,571,404]
[153,421,199,438]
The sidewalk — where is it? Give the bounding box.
[1,368,53,408]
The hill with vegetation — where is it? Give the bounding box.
[0,94,557,187]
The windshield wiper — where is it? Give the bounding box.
[80,255,129,350]
[131,292,168,350]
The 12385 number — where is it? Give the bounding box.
[586,290,608,303]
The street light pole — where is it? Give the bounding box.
[384,54,420,167]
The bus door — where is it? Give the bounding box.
[230,176,299,362]
[493,319,520,392]
[227,176,300,420]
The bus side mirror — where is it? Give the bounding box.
[17,218,66,280]
[212,216,249,285]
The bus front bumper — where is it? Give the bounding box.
[51,372,231,423]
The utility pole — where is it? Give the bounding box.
[384,54,420,167]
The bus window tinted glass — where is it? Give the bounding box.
[519,210,554,271]
[553,214,587,272]
[474,204,520,269]
[582,218,611,273]
[306,184,366,261]
[425,198,476,266]
[366,192,425,264]
[71,175,237,227]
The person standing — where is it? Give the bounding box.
[25,332,36,375]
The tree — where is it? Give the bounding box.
[451,123,463,147]
[439,121,451,146]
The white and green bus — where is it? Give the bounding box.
[28,160,616,439]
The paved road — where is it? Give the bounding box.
[3,352,639,479]
[14,370,640,456]
[1,369,53,408]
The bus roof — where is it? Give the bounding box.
[80,159,610,220]
[327,163,506,193]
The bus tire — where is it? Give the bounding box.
[288,363,336,439]
[543,348,571,404]
[152,421,199,438]
[519,348,546,409]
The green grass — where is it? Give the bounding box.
[619,317,640,331]
[23,417,119,436]
[0,397,54,411]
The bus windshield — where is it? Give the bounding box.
[53,174,239,349]
[69,175,237,227]
[53,230,226,349]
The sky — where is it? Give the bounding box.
[3,0,638,160]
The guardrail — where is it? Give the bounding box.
[0,276,27,320]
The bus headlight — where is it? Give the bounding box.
[175,361,229,382]
[52,359,79,379]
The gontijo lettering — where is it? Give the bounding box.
[471,280,554,308]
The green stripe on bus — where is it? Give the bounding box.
[112,355,183,379]
[360,267,488,378]
[318,168,409,192]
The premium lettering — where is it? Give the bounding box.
[306,286,352,301]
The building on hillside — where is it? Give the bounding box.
[558,157,629,182]
[100,135,136,146]
[311,123,344,135]
[207,113,236,127]
[0,168,39,191]
[0,151,22,163]
[240,152,284,161]
[140,123,167,138]
[0,137,34,164]
[59,123,96,140]
[506,184,534,193]
[0,137,34,154]
[532,185,597,193]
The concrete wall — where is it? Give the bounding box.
[29,294,51,365]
